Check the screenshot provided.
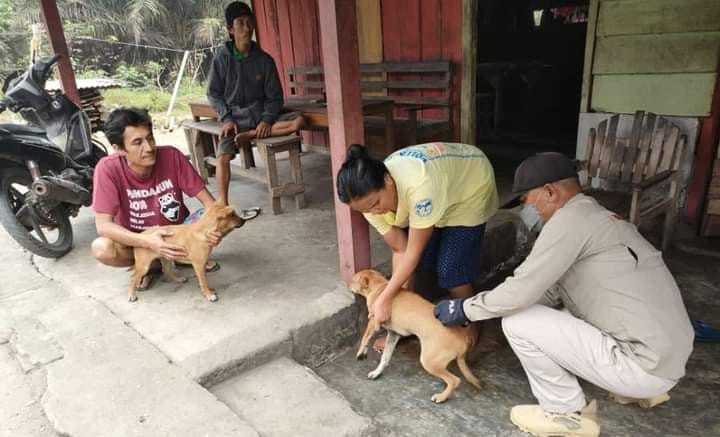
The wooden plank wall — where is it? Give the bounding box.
[254,0,325,145]
[253,0,463,145]
[380,0,462,128]
[583,0,720,116]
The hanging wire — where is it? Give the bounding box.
[71,36,222,53]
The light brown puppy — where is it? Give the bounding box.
[349,269,481,403]
[128,203,245,303]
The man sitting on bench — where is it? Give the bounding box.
[207,1,304,205]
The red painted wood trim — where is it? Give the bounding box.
[39,0,80,107]
[318,0,371,281]
[687,76,720,225]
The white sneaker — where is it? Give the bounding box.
[609,392,669,408]
[510,400,600,437]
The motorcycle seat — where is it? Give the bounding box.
[0,123,47,136]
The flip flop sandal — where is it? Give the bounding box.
[693,320,720,343]
[135,267,162,292]
[240,207,261,221]
[177,260,221,273]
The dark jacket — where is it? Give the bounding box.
[207,41,283,129]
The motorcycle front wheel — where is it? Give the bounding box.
[0,166,73,258]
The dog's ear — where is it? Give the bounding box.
[359,273,370,290]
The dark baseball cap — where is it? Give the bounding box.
[225,1,253,25]
[503,152,578,208]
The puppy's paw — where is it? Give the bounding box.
[171,275,188,283]
[356,351,367,361]
[128,295,138,302]
[207,294,218,302]
[431,393,449,403]
[367,369,382,380]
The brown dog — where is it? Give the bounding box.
[349,269,481,403]
[128,203,245,303]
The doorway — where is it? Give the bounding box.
[475,0,589,168]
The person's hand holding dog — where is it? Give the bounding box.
[370,294,392,323]
[144,228,187,260]
[434,298,469,326]
[205,230,223,247]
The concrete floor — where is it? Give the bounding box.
[317,244,720,437]
[2,143,718,436]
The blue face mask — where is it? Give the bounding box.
[520,203,543,233]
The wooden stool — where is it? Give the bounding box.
[255,135,306,214]
[183,121,305,214]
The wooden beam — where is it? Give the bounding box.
[356,0,385,98]
[687,76,720,225]
[460,0,477,145]
[39,0,80,107]
[580,0,600,113]
[318,0,371,282]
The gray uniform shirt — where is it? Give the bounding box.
[207,41,283,129]
[464,193,693,380]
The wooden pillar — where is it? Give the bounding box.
[39,0,80,107]
[460,0,477,145]
[318,0,371,281]
[687,76,720,225]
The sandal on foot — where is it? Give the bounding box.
[177,260,221,273]
[240,207,261,220]
[135,267,162,292]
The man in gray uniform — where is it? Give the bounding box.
[434,152,694,437]
[207,1,304,205]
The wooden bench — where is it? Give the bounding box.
[183,119,305,215]
[287,61,454,150]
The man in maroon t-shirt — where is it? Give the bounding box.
[91,108,222,290]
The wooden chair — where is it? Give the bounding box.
[579,110,687,251]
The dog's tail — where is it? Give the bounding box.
[457,353,481,390]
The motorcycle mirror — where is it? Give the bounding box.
[1,71,21,94]
[40,54,61,82]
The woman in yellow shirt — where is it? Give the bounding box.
[337,143,498,347]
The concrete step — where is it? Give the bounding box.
[212,357,374,437]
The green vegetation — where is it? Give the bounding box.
[102,80,207,124]
[0,0,249,125]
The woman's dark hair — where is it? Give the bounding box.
[104,107,153,150]
[336,144,388,204]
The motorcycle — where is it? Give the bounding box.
[0,55,107,258]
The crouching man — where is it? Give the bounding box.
[91,107,222,290]
[434,152,694,437]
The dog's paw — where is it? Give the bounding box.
[172,276,188,283]
[207,294,218,302]
[128,295,138,302]
[367,369,382,380]
[431,393,449,403]
[356,352,367,361]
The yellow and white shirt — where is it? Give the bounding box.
[364,143,498,234]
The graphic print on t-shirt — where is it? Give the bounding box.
[126,178,180,230]
[158,192,181,221]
